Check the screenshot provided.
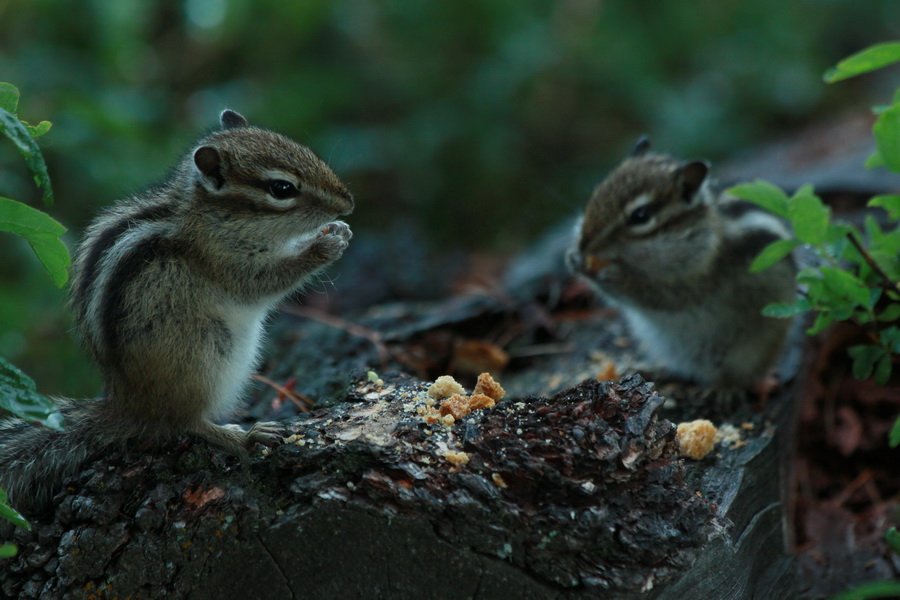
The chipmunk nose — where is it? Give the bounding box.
[565,248,583,273]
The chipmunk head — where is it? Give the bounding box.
[185,110,353,241]
[567,137,718,288]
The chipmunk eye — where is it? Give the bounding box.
[266,180,299,200]
[627,205,653,226]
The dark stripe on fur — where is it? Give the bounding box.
[718,200,766,220]
[99,233,177,367]
[72,202,176,318]
[727,228,786,268]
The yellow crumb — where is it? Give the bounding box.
[676,419,717,460]
[467,393,496,411]
[428,375,466,400]
[439,394,470,420]
[473,372,506,401]
[443,450,469,468]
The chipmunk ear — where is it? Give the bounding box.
[630,135,651,157]
[220,109,249,129]
[675,160,709,202]
[194,146,225,189]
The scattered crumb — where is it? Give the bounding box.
[741,422,755,431]
[595,360,618,382]
[677,419,718,460]
[492,473,508,488]
[439,394,471,420]
[467,393,496,411]
[421,373,504,427]
[584,255,611,274]
[588,351,619,382]
[416,404,442,424]
[428,375,466,400]
[473,372,506,401]
[716,424,742,447]
[443,450,469,468]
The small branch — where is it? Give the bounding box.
[252,374,314,412]
[846,232,897,294]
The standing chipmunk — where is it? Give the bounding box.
[567,137,796,391]
[0,110,353,514]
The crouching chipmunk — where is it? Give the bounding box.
[0,110,353,514]
[567,137,796,392]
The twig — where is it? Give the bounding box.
[251,374,314,412]
[846,232,898,294]
[826,468,874,509]
[282,305,391,369]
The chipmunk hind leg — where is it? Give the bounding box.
[189,420,284,456]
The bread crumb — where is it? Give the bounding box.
[677,419,717,460]
[467,393,496,411]
[428,375,466,400]
[595,360,618,382]
[439,394,470,420]
[444,450,469,468]
[492,473,508,488]
[473,372,506,401]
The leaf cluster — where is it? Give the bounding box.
[0,83,69,287]
[0,83,68,541]
[729,43,900,393]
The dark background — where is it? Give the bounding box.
[1,0,899,397]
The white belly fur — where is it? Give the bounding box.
[207,301,270,421]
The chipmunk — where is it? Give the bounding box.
[0,110,353,514]
[567,137,796,391]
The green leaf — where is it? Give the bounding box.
[0,487,30,531]
[873,104,900,173]
[788,186,830,245]
[0,82,18,114]
[821,266,872,307]
[0,544,17,558]
[0,107,53,206]
[727,180,790,217]
[881,326,900,353]
[824,41,900,83]
[848,344,886,381]
[0,357,64,431]
[869,195,900,219]
[878,304,900,322]
[887,526,900,551]
[26,120,52,138]
[762,298,811,318]
[866,150,886,170]
[830,578,900,600]
[750,239,800,273]
[890,419,900,448]
[874,354,893,385]
[807,311,834,335]
[0,196,70,287]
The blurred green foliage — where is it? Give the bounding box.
[0,0,899,396]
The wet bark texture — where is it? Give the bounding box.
[0,370,797,599]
